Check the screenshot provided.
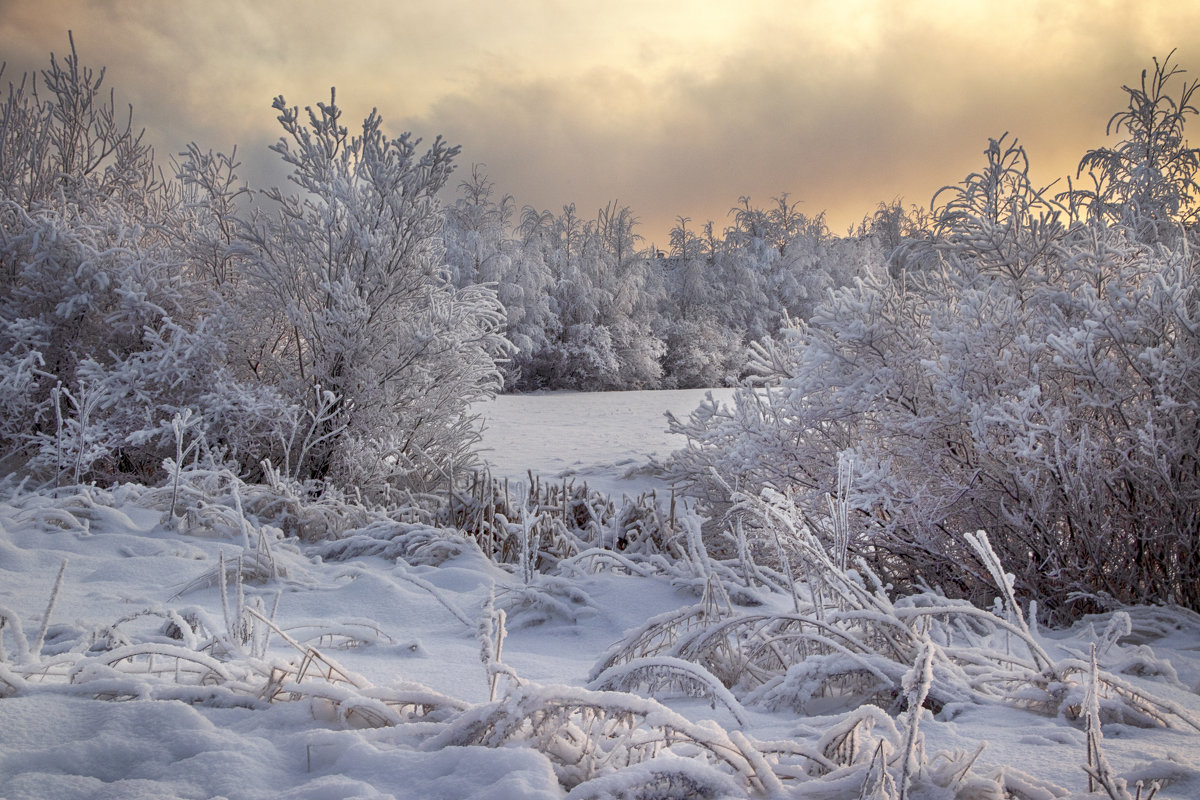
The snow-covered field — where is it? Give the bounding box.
[474,388,736,497]
[1,390,1198,799]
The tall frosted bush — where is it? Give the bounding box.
[237,91,508,492]
[671,64,1200,619]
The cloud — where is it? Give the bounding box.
[4,0,1200,243]
[398,0,1200,240]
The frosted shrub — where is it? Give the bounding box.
[237,91,508,494]
[1072,50,1200,245]
[0,40,295,485]
[2,41,511,493]
[670,80,1200,619]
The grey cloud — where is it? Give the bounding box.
[401,3,1200,241]
[4,0,1200,244]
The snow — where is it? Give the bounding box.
[473,388,736,497]
[0,389,1198,799]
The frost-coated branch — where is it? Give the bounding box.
[31,558,67,661]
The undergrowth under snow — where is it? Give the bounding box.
[1,390,1198,800]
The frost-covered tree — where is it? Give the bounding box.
[586,204,664,389]
[0,35,205,480]
[858,200,936,276]
[718,194,860,338]
[664,216,711,319]
[444,163,514,287]
[659,314,743,389]
[932,133,1068,286]
[1072,50,1200,243]
[521,201,665,390]
[655,218,744,387]
[445,167,559,390]
[234,91,509,492]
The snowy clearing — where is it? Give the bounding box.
[0,390,1197,799]
[474,388,736,497]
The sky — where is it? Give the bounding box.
[3,0,1200,247]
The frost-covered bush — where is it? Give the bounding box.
[0,38,203,481]
[1072,51,1200,245]
[236,91,509,493]
[0,41,510,494]
[0,50,293,483]
[670,60,1200,620]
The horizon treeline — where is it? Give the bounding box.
[441,173,916,392]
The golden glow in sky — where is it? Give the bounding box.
[3,0,1200,244]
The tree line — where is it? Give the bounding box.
[441,177,897,392]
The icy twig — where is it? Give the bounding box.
[32,559,67,660]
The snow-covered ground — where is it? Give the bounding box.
[0,390,1198,799]
[474,388,736,497]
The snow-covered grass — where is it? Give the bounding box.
[1,390,1198,799]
